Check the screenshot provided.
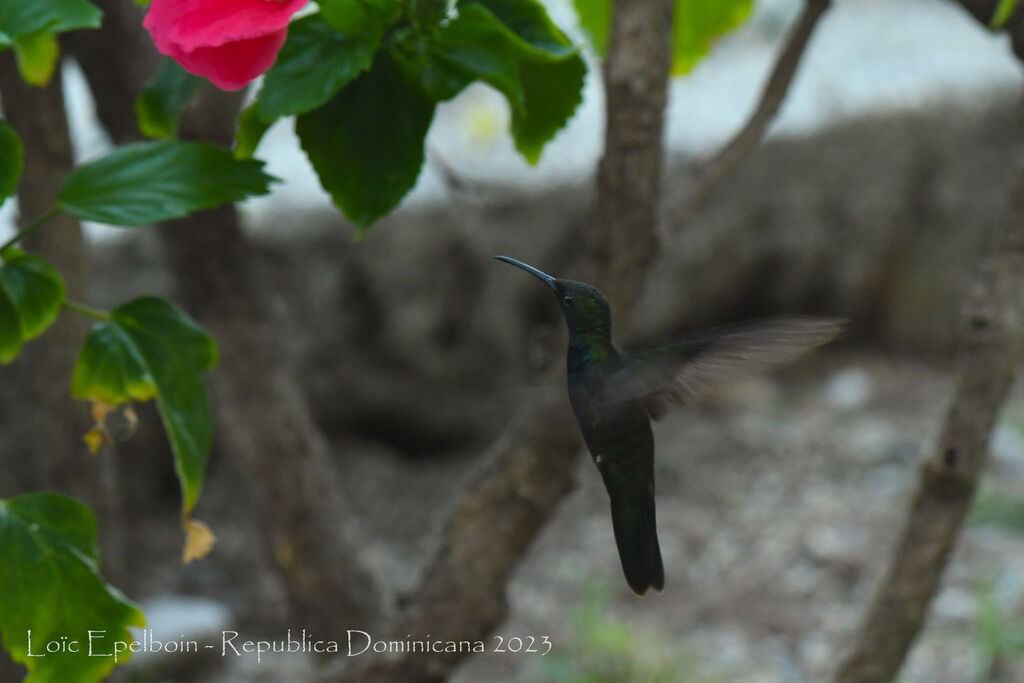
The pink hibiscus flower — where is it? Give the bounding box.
[144,0,308,91]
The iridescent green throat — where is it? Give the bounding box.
[568,305,613,364]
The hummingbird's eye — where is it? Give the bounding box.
[563,293,575,306]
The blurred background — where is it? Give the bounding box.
[4,0,1024,681]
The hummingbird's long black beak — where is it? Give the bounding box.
[494,255,557,290]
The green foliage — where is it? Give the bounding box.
[541,582,720,682]
[257,14,381,121]
[572,0,754,75]
[56,141,276,226]
[13,31,59,85]
[0,0,101,85]
[406,0,586,163]
[510,55,585,162]
[0,249,66,364]
[0,119,22,205]
[296,52,435,228]
[72,297,217,514]
[246,0,583,227]
[134,60,205,140]
[973,578,1024,676]
[0,492,145,683]
[319,0,401,36]
[970,490,1024,532]
[0,0,101,45]
[573,0,608,54]
[234,104,273,160]
[672,0,753,75]
[992,0,1020,29]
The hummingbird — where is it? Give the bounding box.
[495,256,843,595]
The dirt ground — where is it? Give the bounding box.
[134,349,1023,683]
[440,351,1024,683]
[52,95,1024,682]
[29,334,1004,683]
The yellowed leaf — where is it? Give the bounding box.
[91,400,113,425]
[14,32,59,86]
[182,517,216,563]
[82,427,106,454]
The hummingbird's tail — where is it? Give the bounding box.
[610,495,664,595]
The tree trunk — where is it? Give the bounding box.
[833,104,1024,683]
[0,54,118,554]
[0,50,119,678]
[64,4,381,630]
[331,1,675,681]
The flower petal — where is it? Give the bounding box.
[145,0,308,51]
[162,29,290,90]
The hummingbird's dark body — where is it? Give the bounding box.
[495,256,842,595]
[563,291,664,594]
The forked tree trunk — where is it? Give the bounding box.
[330,1,675,681]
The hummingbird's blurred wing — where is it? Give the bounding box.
[605,317,844,417]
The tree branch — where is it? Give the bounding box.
[675,0,830,222]
[329,1,675,681]
[833,109,1024,683]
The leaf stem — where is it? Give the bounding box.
[0,208,61,254]
[64,299,109,321]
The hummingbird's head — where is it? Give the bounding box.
[494,256,612,342]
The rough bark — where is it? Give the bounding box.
[62,0,156,140]
[0,42,119,683]
[833,109,1024,683]
[330,1,675,681]
[0,54,117,539]
[588,0,675,313]
[166,90,381,629]
[65,6,380,629]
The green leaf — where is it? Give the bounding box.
[134,59,204,140]
[72,297,217,513]
[472,0,578,57]
[13,31,59,86]
[57,141,276,226]
[511,52,584,163]
[672,0,753,75]
[257,14,381,121]
[389,0,586,160]
[234,104,273,160]
[0,0,102,41]
[573,0,609,54]
[570,0,753,75]
[319,0,400,36]
[0,119,23,205]
[409,0,454,25]
[992,0,1019,29]
[0,492,145,683]
[70,323,155,405]
[0,287,21,363]
[0,249,66,364]
[296,52,435,228]
[427,0,585,162]
[405,3,572,102]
